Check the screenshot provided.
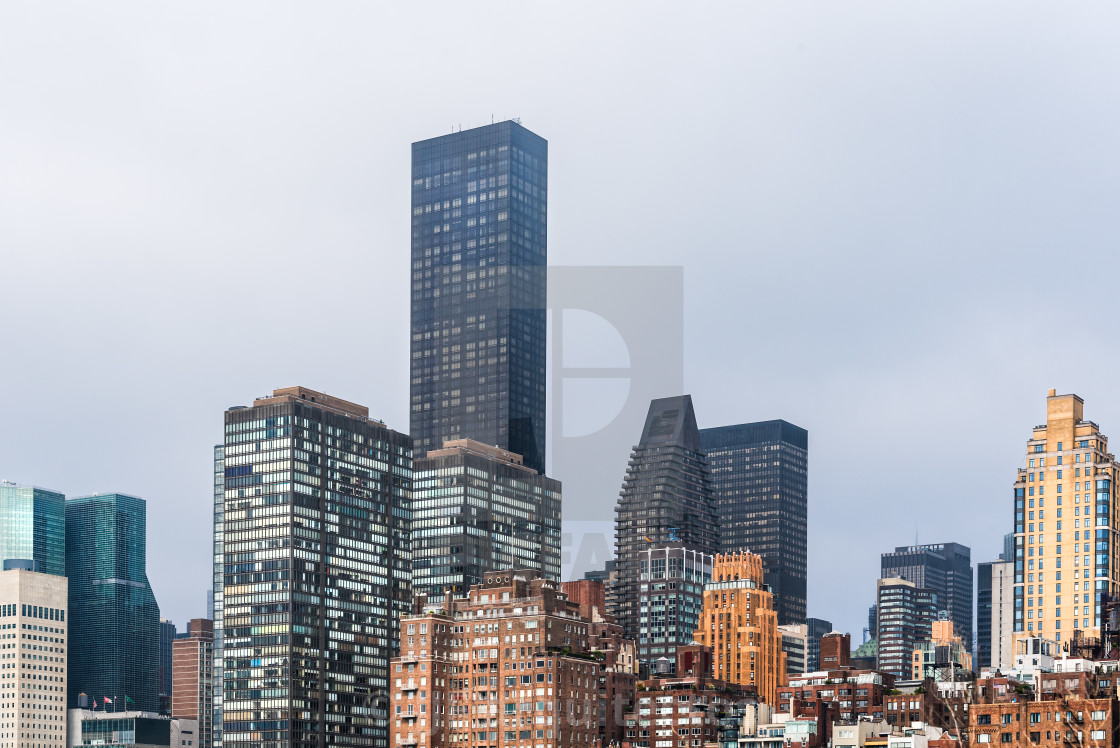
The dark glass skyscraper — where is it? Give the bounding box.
[66,492,161,712]
[410,120,548,473]
[880,542,973,647]
[977,561,994,670]
[805,616,833,672]
[614,395,718,646]
[220,387,412,748]
[699,420,808,626]
[159,618,177,715]
[0,482,66,576]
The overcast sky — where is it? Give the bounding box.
[3,2,1120,640]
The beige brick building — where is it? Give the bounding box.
[692,552,785,705]
[389,571,601,748]
[0,568,68,748]
[1013,391,1120,650]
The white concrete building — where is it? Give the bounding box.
[0,568,68,748]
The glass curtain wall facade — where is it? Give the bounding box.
[805,617,833,672]
[614,395,718,649]
[410,120,548,474]
[411,439,561,600]
[66,493,161,712]
[637,543,712,668]
[699,421,808,625]
[159,618,177,715]
[880,542,973,647]
[211,445,225,748]
[0,482,66,576]
[221,387,412,748]
[874,577,937,679]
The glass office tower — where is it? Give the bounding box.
[211,445,225,748]
[614,395,718,648]
[411,439,561,600]
[700,421,809,625]
[410,120,548,473]
[0,482,66,576]
[221,387,412,748]
[66,492,161,712]
[881,542,973,647]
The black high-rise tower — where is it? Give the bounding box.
[700,420,809,625]
[410,120,547,473]
[881,542,973,646]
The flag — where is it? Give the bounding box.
[125,696,134,705]
[104,696,113,704]
[91,697,98,708]
[645,536,652,542]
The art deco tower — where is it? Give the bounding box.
[693,552,785,704]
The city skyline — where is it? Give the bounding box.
[5,2,1120,646]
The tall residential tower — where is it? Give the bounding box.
[1012,390,1120,649]
[614,395,718,648]
[410,120,548,473]
[700,421,808,625]
[875,576,937,679]
[220,387,412,748]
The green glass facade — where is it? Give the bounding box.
[66,493,161,713]
[221,390,412,748]
[0,483,66,576]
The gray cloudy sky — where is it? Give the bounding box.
[3,2,1120,640]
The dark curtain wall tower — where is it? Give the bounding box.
[614,395,719,645]
[409,120,548,474]
[700,421,809,625]
[880,542,973,646]
[66,493,161,713]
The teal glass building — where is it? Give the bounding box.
[66,493,161,712]
[0,482,66,575]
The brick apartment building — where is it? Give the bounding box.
[389,571,602,748]
[171,617,214,748]
[969,698,1120,748]
[560,579,638,746]
[624,645,755,748]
